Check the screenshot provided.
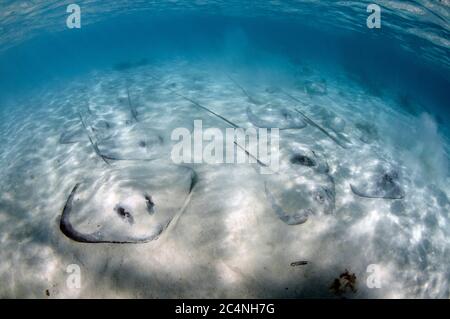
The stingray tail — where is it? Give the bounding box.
[78,112,111,165]
[126,85,138,122]
[282,90,350,149]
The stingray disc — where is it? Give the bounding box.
[350,163,405,199]
[60,118,113,144]
[247,105,306,130]
[263,148,335,225]
[60,165,197,243]
[96,124,164,161]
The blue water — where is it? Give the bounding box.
[1,7,449,125]
[0,1,449,298]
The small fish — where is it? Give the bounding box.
[290,261,308,267]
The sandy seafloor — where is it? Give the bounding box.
[0,60,449,299]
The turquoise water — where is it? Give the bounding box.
[0,1,449,298]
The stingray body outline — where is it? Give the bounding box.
[281,90,351,149]
[60,167,198,244]
[96,125,165,162]
[171,89,240,128]
[350,184,404,200]
[236,138,335,225]
[77,106,163,163]
[153,73,318,226]
[226,75,307,130]
[227,74,264,105]
[78,112,112,165]
[59,129,83,145]
[246,105,307,130]
[59,117,113,145]
[350,169,405,200]
[60,184,164,243]
[264,182,309,225]
[146,72,240,129]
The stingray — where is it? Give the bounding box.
[115,205,135,225]
[240,142,335,225]
[264,182,309,225]
[96,124,164,161]
[281,91,350,148]
[264,172,335,225]
[149,74,242,154]
[113,58,148,71]
[165,87,240,128]
[234,141,269,168]
[355,122,379,144]
[59,126,85,144]
[295,108,350,149]
[64,110,157,163]
[265,86,281,94]
[60,165,197,243]
[60,116,90,144]
[60,119,112,145]
[350,164,405,199]
[289,148,330,174]
[312,105,347,133]
[290,154,316,167]
[309,105,352,147]
[303,80,327,96]
[246,105,307,130]
[227,74,264,105]
[283,147,336,220]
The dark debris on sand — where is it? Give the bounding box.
[329,269,357,296]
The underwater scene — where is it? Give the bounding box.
[0,1,449,299]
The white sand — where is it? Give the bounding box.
[0,60,449,298]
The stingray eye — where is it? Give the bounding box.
[117,206,128,217]
[316,193,324,203]
[145,195,155,214]
[139,140,146,148]
[382,173,394,185]
[290,154,316,167]
[114,205,134,225]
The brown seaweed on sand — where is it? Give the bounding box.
[329,269,357,296]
